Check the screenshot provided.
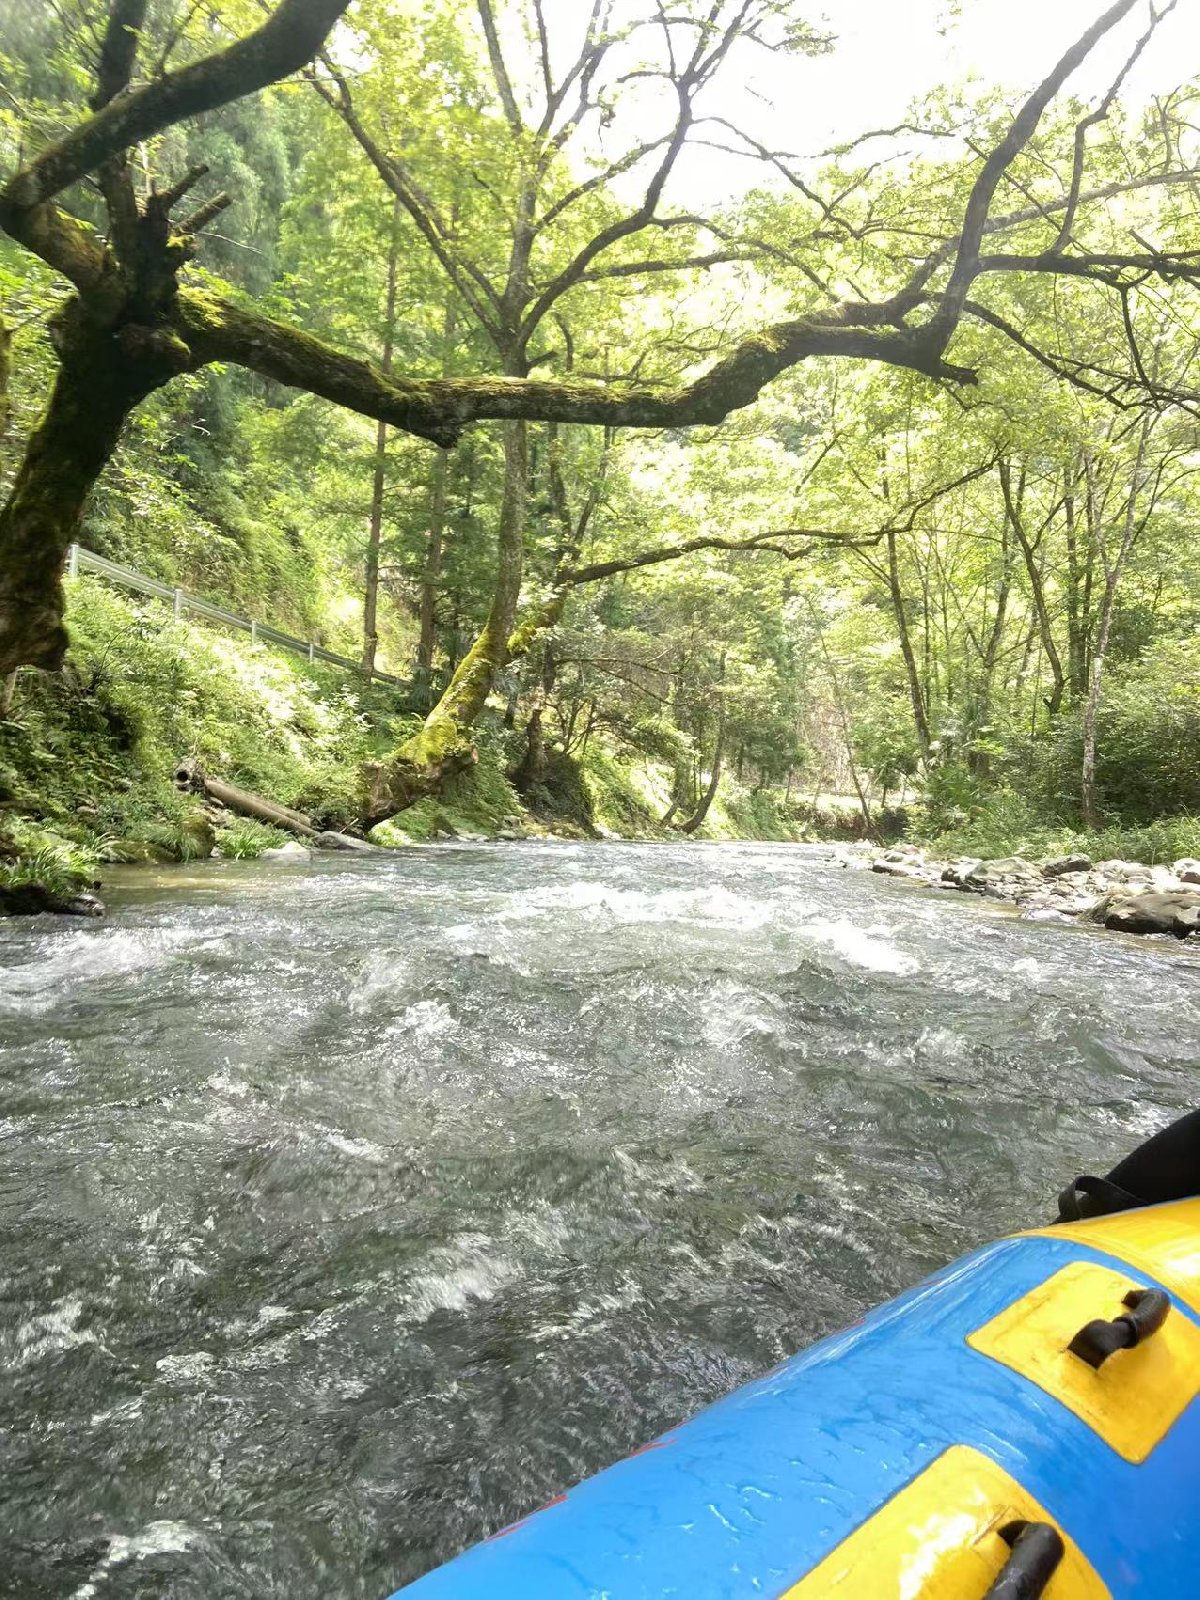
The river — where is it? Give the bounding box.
[2,840,1197,1598]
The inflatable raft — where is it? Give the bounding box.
[393,1198,1200,1598]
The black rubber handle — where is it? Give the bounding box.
[1068,1286,1170,1370]
[985,1521,1065,1599]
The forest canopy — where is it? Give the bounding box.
[1,0,1199,856]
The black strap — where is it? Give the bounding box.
[1056,1174,1142,1223]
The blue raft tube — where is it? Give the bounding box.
[391,1197,1200,1598]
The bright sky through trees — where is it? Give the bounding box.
[689,0,1200,199]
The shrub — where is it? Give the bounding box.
[1037,637,1200,824]
[215,819,291,858]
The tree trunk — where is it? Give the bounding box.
[885,526,933,760]
[0,316,172,675]
[1000,460,1066,718]
[679,712,726,834]
[1080,569,1119,830]
[176,763,317,836]
[415,301,457,691]
[1080,418,1153,829]
[1064,482,1087,704]
[416,445,449,682]
[361,195,401,675]
[366,415,529,823]
[0,311,11,439]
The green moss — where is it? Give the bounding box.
[0,581,407,880]
[519,747,595,833]
[369,740,523,843]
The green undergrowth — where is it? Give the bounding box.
[0,580,413,885]
[579,747,672,838]
[0,816,102,897]
[216,819,293,858]
[919,789,1200,866]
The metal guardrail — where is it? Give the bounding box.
[66,544,410,690]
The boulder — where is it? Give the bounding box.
[962,856,1043,897]
[1173,858,1200,886]
[99,838,176,865]
[1094,859,1153,883]
[941,858,983,890]
[1148,864,1184,892]
[1088,889,1200,939]
[880,844,925,864]
[261,840,311,861]
[313,830,379,853]
[872,859,923,880]
[1043,853,1092,878]
[179,812,217,857]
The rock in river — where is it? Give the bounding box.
[313,831,380,853]
[1087,889,1200,939]
[961,856,1044,897]
[0,884,106,918]
[1043,853,1093,878]
[262,841,312,861]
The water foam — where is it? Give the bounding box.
[800,917,919,975]
[495,881,773,929]
[0,927,204,1015]
[69,1521,204,1599]
[11,1294,100,1368]
[407,1232,520,1320]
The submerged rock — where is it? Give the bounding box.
[1087,889,1200,938]
[261,841,311,861]
[313,830,379,853]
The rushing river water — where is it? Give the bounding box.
[2,840,1198,1598]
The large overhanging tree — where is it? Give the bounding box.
[0,0,1197,825]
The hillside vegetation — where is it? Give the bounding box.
[2,2,1199,904]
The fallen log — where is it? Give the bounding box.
[174,760,317,838]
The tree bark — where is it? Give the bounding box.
[885,526,933,760]
[416,446,449,685]
[999,459,1066,718]
[0,312,11,439]
[365,416,529,822]
[415,302,457,688]
[0,314,176,674]
[361,197,402,674]
[175,762,316,835]
[679,711,726,834]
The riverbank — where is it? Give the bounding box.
[0,583,817,916]
[859,842,1200,938]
